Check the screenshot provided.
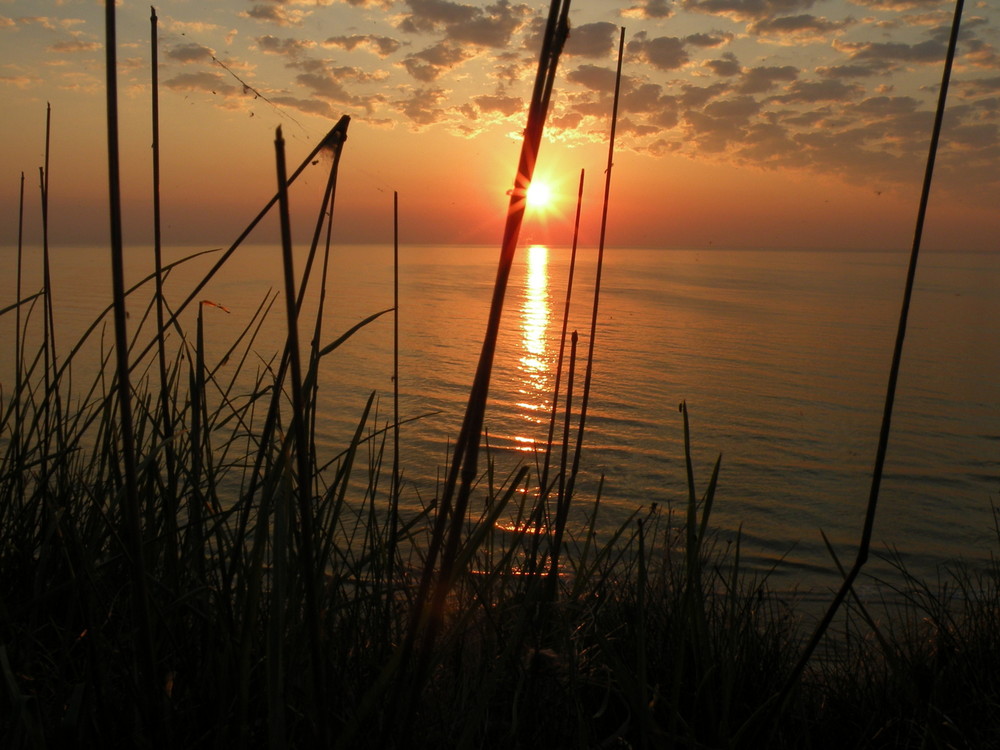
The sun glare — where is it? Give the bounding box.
[525,180,553,211]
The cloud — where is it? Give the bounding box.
[847,0,946,9]
[243,4,306,26]
[0,74,38,88]
[393,86,449,126]
[255,35,315,56]
[705,52,741,76]
[323,34,402,57]
[836,38,946,66]
[618,116,662,137]
[167,42,215,63]
[399,0,530,48]
[473,93,522,116]
[621,82,672,113]
[679,81,728,107]
[548,111,584,131]
[48,40,101,53]
[684,31,734,47]
[816,63,880,78]
[566,64,622,93]
[295,70,369,108]
[945,122,998,150]
[401,41,476,81]
[737,65,798,93]
[564,22,619,59]
[270,95,336,117]
[962,76,1000,96]
[164,71,239,96]
[15,17,58,30]
[749,14,854,43]
[680,0,818,22]
[628,32,690,70]
[848,95,919,118]
[621,0,673,18]
[769,79,862,103]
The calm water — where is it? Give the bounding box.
[3,243,999,595]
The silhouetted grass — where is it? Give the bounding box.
[3,1,995,748]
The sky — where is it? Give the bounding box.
[1,0,998,251]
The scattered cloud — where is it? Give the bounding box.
[399,0,531,48]
[836,38,946,67]
[168,42,215,63]
[628,32,690,70]
[737,65,799,93]
[323,34,402,57]
[472,93,522,116]
[243,3,307,27]
[255,35,315,57]
[621,0,673,19]
[402,41,476,81]
[164,71,240,96]
[680,0,818,22]
[705,52,741,76]
[769,78,862,103]
[48,39,101,53]
[749,14,854,43]
[684,31,734,48]
[0,74,37,88]
[564,22,620,59]
[393,86,449,126]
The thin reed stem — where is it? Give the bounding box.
[548,329,578,586]
[562,26,625,527]
[784,0,965,699]
[104,0,160,739]
[150,4,179,580]
[127,119,349,374]
[408,0,571,659]
[14,172,25,489]
[536,168,585,523]
[274,126,325,738]
[388,190,401,580]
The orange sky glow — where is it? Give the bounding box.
[1,0,998,252]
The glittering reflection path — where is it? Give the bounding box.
[513,245,551,453]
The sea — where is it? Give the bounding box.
[3,242,999,600]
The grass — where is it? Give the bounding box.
[4,0,998,748]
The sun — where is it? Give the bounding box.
[525,179,554,211]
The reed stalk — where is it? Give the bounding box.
[127,119,349,376]
[14,173,25,501]
[783,0,966,698]
[364,4,572,740]
[103,0,160,739]
[547,329,578,586]
[560,25,625,560]
[274,126,325,738]
[149,5,180,583]
[410,0,571,649]
[388,190,401,584]
[529,168,585,573]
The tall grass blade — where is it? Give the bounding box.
[103,0,160,738]
[274,126,325,738]
[407,0,571,653]
[534,168,585,557]
[149,5,179,582]
[784,0,966,698]
[563,26,625,516]
[388,190,401,585]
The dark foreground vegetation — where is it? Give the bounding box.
[5,1,996,747]
[3,326,1000,749]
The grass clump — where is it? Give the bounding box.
[4,1,997,747]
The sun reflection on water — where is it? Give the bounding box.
[514,245,551,451]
